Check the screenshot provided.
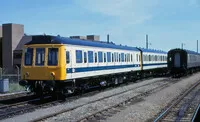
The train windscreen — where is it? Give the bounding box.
[48,48,58,66]
[24,48,33,66]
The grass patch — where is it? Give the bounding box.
[9,83,25,92]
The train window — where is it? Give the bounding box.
[125,54,127,62]
[114,52,117,62]
[136,54,138,62]
[139,54,141,62]
[155,55,157,61]
[121,53,124,62]
[116,53,118,62]
[104,53,106,62]
[48,48,58,66]
[88,51,93,63]
[66,51,70,64]
[98,52,103,63]
[128,54,130,62]
[36,48,45,66]
[149,55,151,61]
[84,52,87,63]
[117,53,119,62]
[24,48,33,66]
[119,53,121,62]
[131,54,133,62]
[107,52,111,62]
[112,53,114,62]
[76,50,83,63]
[95,52,97,63]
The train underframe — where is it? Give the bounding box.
[19,68,168,97]
[170,66,200,78]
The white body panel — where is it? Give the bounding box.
[65,44,141,80]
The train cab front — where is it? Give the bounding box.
[167,49,187,76]
[20,44,66,95]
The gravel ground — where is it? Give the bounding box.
[0,91,27,97]
[3,73,200,122]
[2,77,166,122]
[105,73,200,122]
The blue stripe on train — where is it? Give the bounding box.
[66,63,167,73]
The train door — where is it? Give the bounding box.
[174,53,181,67]
[66,50,72,79]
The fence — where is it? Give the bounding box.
[0,67,25,92]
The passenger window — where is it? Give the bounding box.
[24,48,33,66]
[84,52,87,63]
[36,48,45,66]
[121,53,124,62]
[125,54,127,62]
[119,54,121,62]
[136,54,138,62]
[66,51,70,64]
[104,53,106,62]
[76,50,83,63]
[114,52,117,62]
[95,52,97,63]
[139,54,141,62]
[131,54,133,62]
[107,52,111,62]
[149,55,151,61]
[116,53,118,62]
[112,53,114,62]
[88,51,93,63]
[98,52,103,62]
[48,48,58,66]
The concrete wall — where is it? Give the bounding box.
[13,35,32,67]
[2,23,24,73]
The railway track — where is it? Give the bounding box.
[0,76,186,121]
[0,91,30,101]
[0,95,64,120]
[154,80,200,122]
[0,77,169,121]
[31,77,180,122]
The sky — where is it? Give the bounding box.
[0,0,200,52]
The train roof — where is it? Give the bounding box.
[26,35,140,51]
[26,35,166,53]
[185,49,200,55]
[169,48,200,55]
[138,48,167,54]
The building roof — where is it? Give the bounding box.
[15,35,32,50]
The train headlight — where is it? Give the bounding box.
[50,72,55,76]
[50,72,55,80]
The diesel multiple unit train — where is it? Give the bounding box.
[19,35,200,95]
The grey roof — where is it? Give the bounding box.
[15,35,32,50]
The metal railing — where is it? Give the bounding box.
[0,67,25,92]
